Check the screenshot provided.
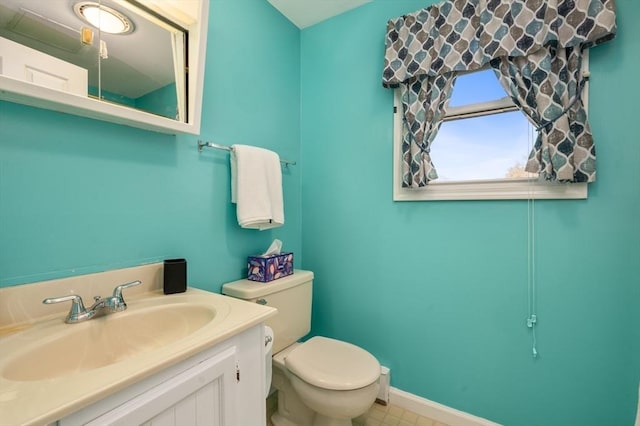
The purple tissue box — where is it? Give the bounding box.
[247,252,293,282]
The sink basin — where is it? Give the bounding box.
[3,302,217,381]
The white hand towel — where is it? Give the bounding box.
[230,144,284,230]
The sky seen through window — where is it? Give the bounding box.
[431,69,536,181]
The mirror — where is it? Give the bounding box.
[0,0,208,134]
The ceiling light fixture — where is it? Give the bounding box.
[73,2,134,35]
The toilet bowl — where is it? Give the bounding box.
[222,270,380,426]
[285,336,380,425]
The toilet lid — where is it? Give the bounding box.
[285,336,380,391]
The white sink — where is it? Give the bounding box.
[3,302,218,381]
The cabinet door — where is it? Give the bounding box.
[82,346,237,426]
[0,37,88,96]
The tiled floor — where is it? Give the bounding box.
[354,402,449,426]
[266,392,449,426]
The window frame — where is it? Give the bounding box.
[392,55,590,202]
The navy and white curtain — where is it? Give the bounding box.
[400,74,456,185]
[382,0,616,187]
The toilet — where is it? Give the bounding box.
[222,270,380,426]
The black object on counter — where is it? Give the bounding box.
[163,258,187,294]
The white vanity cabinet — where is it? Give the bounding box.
[57,324,266,426]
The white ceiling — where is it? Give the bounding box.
[267,0,372,29]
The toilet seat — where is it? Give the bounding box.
[285,336,380,391]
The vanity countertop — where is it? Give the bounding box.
[0,264,276,426]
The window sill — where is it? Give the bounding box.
[392,178,588,201]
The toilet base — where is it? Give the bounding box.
[271,411,309,426]
[271,362,315,426]
[271,360,357,426]
[272,412,355,426]
[271,408,354,426]
[313,414,352,426]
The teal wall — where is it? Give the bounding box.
[300,1,639,425]
[0,0,301,291]
[1,0,638,425]
[88,86,136,108]
[135,83,178,120]
[88,84,178,119]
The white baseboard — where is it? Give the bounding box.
[389,387,502,426]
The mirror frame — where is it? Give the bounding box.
[0,0,209,135]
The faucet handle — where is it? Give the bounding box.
[111,280,142,309]
[43,295,87,323]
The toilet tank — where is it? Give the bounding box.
[222,270,313,354]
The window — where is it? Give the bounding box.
[393,59,589,201]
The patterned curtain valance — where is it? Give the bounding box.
[382,0,616,88]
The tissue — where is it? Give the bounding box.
[263,239,283,256]
[247,239,293,282]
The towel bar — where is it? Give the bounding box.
[197,140,296,166]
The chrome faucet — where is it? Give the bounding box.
[43,280,142,323]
